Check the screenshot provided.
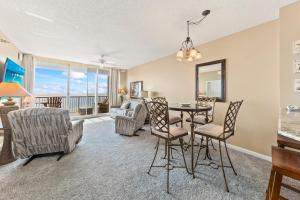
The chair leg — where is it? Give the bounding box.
[179,138,189,173]
[154,138,160,149]
[219,140,229,192]
[266,169,275,200]
[167,140,170,194]
[270,172,282,200]
[23,155,37,166]
[224,140,237,175]
[57,152,65,161]
[210,138,216,150]
[163,140,167,159]
[194,137,203,169]
[148,138,160,174]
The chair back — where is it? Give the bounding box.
[7,108,72,158]
[151,97,167,104]
[45,97,62,108]
[223,100,243,136]
[147,101,170,137]
[196,96,216,121]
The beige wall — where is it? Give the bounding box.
[0,31,20,62]
[280,1,300,107]
[128,21,280,156]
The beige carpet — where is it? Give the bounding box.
[0,117,299,200]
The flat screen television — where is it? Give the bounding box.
[0,58,25,85]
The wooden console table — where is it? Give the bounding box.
[0,106,18,165]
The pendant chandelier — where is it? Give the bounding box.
[176,10,210,62]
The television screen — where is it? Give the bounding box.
[0,58,25,85]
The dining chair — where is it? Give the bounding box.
[147,101,189,193]
[186,97,217,155]
[194,100,243,192]
[152,97,182,126]
[151,97,181,158]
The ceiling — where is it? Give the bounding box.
[0,0,297,68]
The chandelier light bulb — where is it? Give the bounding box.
[195,52,202,59]
[187,56,193,62]
[176,49,184,58]
[190,48,197,57]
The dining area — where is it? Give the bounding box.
[146,93,243,193]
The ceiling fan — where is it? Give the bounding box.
[90,55,119,67]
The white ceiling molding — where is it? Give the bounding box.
[0,0,297,68]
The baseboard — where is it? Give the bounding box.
[194,135,271,162]
[220,141,271,162]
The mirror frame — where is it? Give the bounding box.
[195,59,226,102]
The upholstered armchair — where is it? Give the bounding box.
[7,108,83,165]
[115,102,148,136]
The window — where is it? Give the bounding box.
[34,62,109,117]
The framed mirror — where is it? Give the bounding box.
[195,59,226,102]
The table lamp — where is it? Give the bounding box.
[0,82,31,106]
[140,91,149,99]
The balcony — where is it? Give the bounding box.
[34,95,109,116]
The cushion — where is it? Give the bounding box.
[152,127,188,139]
[129,100,141,109]
[120,101,130,109]
[195,123,231,138]
[186,115,212,124]
[169,115,182,125]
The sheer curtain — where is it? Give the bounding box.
[109,68,120,106]
[21,54,35,93]
[21,54,35,107]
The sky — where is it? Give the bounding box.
[34,66,108,96]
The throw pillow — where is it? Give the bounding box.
[120,101,130,109]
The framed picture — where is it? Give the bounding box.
[294,60,300,73]
[294,79,300,93]
[130,81,143,98]
[293,40,300,54]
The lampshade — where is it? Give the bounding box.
[140,90,148,98]
[0,82,31,97]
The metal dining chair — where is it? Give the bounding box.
[151,97,182,158]
[147,101,189,193]
[194,100,243,192]
[152,97,182,126]
[186,97,217,157]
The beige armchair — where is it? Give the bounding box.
[8,108,83,165]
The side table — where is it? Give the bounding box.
[0,106,18,165]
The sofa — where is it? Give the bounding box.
[7,108,83,161]
[113,99,148,136]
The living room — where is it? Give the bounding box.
[0,0,300,199]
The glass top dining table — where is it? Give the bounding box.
[168,103,212,178]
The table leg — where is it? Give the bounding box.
[180,111,183,128]
[0,129,16,165]
[190,114,195,178]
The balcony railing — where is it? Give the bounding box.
[34,95,108,113]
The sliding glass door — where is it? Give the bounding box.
[34,64,68,109]
[34,62,109,117]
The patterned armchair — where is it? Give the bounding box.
[7,108,83,162]
[115,101,148,136]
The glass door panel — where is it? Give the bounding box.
[69,66,88,116]
[34,64,68,109]
[87,67,97,114]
